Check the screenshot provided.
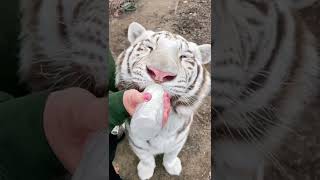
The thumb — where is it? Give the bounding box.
[128,90,152,106]
[123,90,152,115]
[130,90,146,105]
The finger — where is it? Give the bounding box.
[124,90,152,116]
[143,92,152,102]
[129,91,151,106]
[123,90,136,115]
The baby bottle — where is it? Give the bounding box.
[130,84,165,140]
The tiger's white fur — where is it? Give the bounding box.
[115,22,211,179]
[213,0,319,179]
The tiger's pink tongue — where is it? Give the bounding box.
[162,92,171,127]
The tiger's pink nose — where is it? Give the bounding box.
[147,66,177,83]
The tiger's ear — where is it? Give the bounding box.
[285,0,317,9]
[128,22,146,44]
[198,44,211,65]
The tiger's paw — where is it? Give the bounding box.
[163,157,182,176]
[137,161,155,180]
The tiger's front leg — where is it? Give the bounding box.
[163,150,182,176]
[162,138,186,176]
[135,150,156,180]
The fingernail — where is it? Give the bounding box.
[143,93,152,101]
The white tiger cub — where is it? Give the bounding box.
[115,22,211,179]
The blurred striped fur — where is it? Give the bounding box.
[18,1,109,179]
[213,0,319,179]
[19,0,108,96]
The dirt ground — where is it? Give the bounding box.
[109,0,211,180]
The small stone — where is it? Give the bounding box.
[183,1,188,3]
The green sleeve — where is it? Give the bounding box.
[0,91,66,180]
[108,91,130,132]
[107,49,131,131]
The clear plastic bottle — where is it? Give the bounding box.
[130,84,164,140]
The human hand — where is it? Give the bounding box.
[124,89,171,127]
[123,89,152,116]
